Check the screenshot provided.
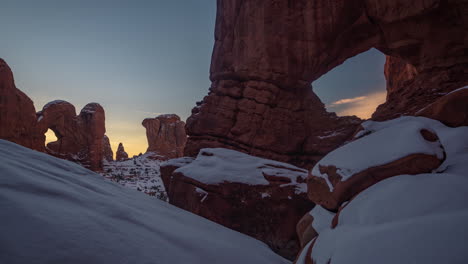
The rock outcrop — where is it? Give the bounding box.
[36,101,107,171]
[142,114,187,159]
[161,148,314,260]
[185,0,468,166]
[102,135,113,162]
[0,58,42,150]
[295,116,468,263]
[115,143,128,161]
[417,87,468,127]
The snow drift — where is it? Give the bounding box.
[0,140,289,264]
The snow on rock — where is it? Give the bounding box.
[309,117,447,210]
[313,117,445,188]
[309,173,468,264]
[42,99,69,110]
[0,139,289,264]
[162,148,313,260]
[175,148,308,191]
[309,206,335,235]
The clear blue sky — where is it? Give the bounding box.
[0,0,386,155]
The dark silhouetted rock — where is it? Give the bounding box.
[116,143,129,161]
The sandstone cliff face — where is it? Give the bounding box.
[116,143,129,161]
[36,101,107,171]
[142,114,186,159]
[185,0,468,166]
[0,59,42,151]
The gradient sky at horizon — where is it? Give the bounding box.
[1,1,386,157]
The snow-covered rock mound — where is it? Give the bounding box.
[296,117,468,264]
[0,140,289,264]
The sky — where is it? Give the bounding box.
[0,1,386,157]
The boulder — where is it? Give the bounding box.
[308,118,445,210]
[142,114,187,159]
[417,87,468,127]
[115,143,128,161]
[161,148,314,260]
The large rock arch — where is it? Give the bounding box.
[185,0,468,167]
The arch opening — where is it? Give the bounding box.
[312,48,387,119]
[44,128,59,146]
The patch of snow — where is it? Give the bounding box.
[37,115,43,122]
[317,131,343,139]
[310,173,468,264]
[261,192,271,198]
[195,187,209,203]
[313,117,446,191]
[175,148,307,193]
[162,156,195,167]
[309,206,335,235]
[42,100,68,110]
[0,139,289,264]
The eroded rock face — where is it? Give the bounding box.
[0,59,42,150]
[161,148,314,260]
[37,101,107,171]
[102,135,113,162]
[417,87,468,127]
[115,143,128,161]
[142,114,187,159]
[185,0,468,165]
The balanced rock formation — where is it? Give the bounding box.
[161,148,313,260]
[142,114,186,159]
[185,0,468,167]
[295,116,468,263]
[115,143,128,161]
[36,101,107,171]
[0,58,42,150]
[102,135,113,162]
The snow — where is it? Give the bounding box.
[37,115,43,122]
[100,152,167,200]
[42,99,68,110]
[162,156,195,167]
[309,174,468,264]
[174,148,307,192]
[299,116,468,264]
[0,140,289,264]
[313,117,446,190]
[309,206,335,234]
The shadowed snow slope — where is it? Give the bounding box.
[0,140,289,264]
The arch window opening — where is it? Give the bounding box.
[313,48,387,119]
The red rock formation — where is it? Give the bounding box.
[185,0,468,166]
[115,143,128,161]
[142,114,187,159]
[296,213,318,248]
[102,135,113,162]
[0,58,42,150]
[417,87,468,127]
[161,148,314,260]
[36,101,107,171]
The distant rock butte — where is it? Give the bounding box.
[0,58,110,171]
[102,135,114,162]
[142,114,187,159]
[185,0,468,168]
[116,143,129,161]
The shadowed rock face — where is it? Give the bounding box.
[115,142,128,161]
[102,135,113,162]
[142,114,187,159]
[185,0,468,167]
[37,101,107,171]
[0,59,42,151]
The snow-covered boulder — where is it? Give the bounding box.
[161,148,314,260]
[309,117,445,210]
[295,117,468,264]
[0,140,289,264]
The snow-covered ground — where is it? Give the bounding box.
[0,140,289,264]
[101,153,167,201]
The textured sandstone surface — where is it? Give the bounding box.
[142,114,186,159]
[185,0,468,165]
[102,135,113,162]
